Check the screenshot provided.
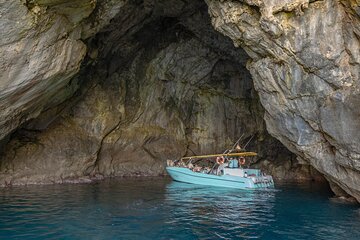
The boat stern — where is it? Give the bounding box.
[250,175,274,188]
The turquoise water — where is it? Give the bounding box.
[0,178,359,239]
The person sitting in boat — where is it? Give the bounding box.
[238,157,246,167]
[192,166,202,172]
[228,158,239,168]
[187,162,194,169]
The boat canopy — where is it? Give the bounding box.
[180,152,257,161]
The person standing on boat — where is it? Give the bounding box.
[216,156,225,175]
[228,158,239,168]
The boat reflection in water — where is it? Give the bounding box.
[165,181,277,239]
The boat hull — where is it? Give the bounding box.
[166,167,274,189]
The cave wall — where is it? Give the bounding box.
[206,0,360,200]
[0,0,314,186]
[0,0,128,143]
[0,25,257,184]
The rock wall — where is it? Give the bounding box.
[0,0,126,142]
[0,0,328,187]
[0,0,311,186]
[0,35,261,184]
[206,0,360,201]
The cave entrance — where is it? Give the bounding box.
[0,0,321,184]
[78,0,302,178]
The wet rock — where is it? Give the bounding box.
[329,196,358,205]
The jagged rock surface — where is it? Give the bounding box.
[0,0,125,143]
[0,37,263,184]
[206,0,360,201]
[0,0,317,186]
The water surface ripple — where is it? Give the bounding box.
[0,178,359,239]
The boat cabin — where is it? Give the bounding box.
[223,168,261,177]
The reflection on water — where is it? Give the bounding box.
[0,178,359,240]
[165,182,276,239]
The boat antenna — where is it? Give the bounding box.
[242,135,255,150]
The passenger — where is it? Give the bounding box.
[217,163,225,175]
[239,157,246,167]
[167,160,174,167]
[228,158,239,168]
[228,158,233,168]
[193,166,202,172]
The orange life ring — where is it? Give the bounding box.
[239,157,246,165]
[216,156,225,164]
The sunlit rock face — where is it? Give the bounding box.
[206,0,360,201]
[0,0,126,142]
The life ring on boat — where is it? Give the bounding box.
[239,157,246,165]
[216,156,225,164]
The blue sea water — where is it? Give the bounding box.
[0,178,359,240]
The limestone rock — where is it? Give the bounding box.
[206,0,360,201]
[0,0,318,188]
[0,34,266,184]
[0,0,125,142]
[0,2,297,185]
